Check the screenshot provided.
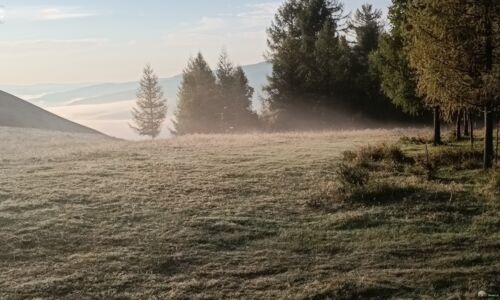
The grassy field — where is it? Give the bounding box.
[0,127,498,299]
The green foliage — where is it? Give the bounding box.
[351,4,383,57]
[264,0,410,129]
[130,65,168,139]
[406,0,500,111]
[264,0,354,127]
[175,53,219,134]
[369,0,423,115]
[216,51,259,132]
[349,4,399,118]
[406,0,500,168]
[175,51,259,135]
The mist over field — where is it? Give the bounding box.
[1,62,272,139]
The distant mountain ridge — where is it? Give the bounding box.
[3,62,272,112]
[0,90,104,135]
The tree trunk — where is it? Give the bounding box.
[470,115,474,150]
[433,106,442,146]
[496,108,499,166]
[463,110,470,136]
[483,1,494,169]
[455,109,462,140]
[484,106,494,169]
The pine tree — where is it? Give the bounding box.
[407,0,500,168]
[216,50,257,132]
[232,66,258,130]
[370,0,422,116]
[130,65,167,140]
[349,3,389,116]
[351,4,383,58]
[264,0,347,128]
[175,53,219,135]
[215,51,236,131]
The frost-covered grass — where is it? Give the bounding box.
[0,127,498,299]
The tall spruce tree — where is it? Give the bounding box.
[130,65,167,140]
[369,0,422,115]
[407,0,500,168]
[175,53,220,134]
[215,51,235,131]
[264,0,348,128]
[351,4,383,58]
[232,66,259,130]
[350,4,388,116]
[216,50,258,132]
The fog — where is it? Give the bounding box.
[46,100,174,140]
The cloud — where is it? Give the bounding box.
[164,16,228,48]
[242,2,282,17]
[38,8,96,20]
[197,17,226,31]
[0,38,108,47]
[3,6,97,22]
[237,2,282,26]
[164,3,280,54]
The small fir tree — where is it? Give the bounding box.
[130,65,167,140]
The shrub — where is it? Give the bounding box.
[347,181,422,204]
[336,163,369,190]
[420,147,483,170]
[343,143,414,166]
[399,135,431,145]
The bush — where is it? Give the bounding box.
[348,181,422,204]
[420,147,483,170]
[399,135,431,145]
[342,144,414,167]
[336,163,369,190]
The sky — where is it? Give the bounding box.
[0,0,391,85]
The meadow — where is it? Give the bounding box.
[0,127,498,299]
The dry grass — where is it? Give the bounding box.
[0,127,498,299]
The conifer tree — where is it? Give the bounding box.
[215,51,236,131]
[351,4,383,59]
[350,4,389,115]
[130,65,167,140]
[264,0,347,127]
[216,50,257,132]
[369,0,444,144]
[175,53,219,134]
[370,0,422,116]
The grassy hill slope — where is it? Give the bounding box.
[0,91,104,135]
[0,128,498,299]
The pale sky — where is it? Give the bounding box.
[0,0,391,85]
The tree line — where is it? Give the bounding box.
[263,0,499,168]
[130,50,258,139]
[371,0,499,169]
[131,0,499,168]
